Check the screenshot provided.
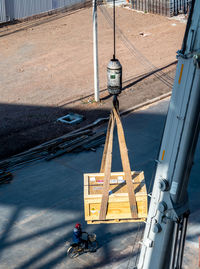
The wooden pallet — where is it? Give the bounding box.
[84,171,147,224]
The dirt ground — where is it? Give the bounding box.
[0,4,186,160]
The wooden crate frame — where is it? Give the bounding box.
[84,171,147,224]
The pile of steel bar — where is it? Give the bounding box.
[0,130,106,171]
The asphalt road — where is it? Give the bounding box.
[0,99,199,269]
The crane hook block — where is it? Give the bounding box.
[107,58,122,95]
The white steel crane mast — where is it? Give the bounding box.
[137,0,200,268]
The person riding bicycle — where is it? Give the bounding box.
[73,223,88,250]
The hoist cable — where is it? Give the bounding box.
[99,4,173,86]
[99,5,174,88]
[113,0,116,59]
[100,4,174,83]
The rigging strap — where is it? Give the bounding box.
[99,96,138,220]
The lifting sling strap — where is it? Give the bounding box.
[99,97,138,220]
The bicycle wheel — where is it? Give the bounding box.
[88,240,98,252]
[67,246,79,258]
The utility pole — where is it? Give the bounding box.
[93,0,100,102]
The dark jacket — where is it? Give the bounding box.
[73,228,82,243]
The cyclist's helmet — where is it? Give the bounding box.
[75,223,81,229]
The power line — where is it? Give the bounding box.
[99,4,174,88]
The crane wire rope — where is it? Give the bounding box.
[113,0,116,59]
[99,4,174,88]
[99,3,173,85]
[99,3,174,83]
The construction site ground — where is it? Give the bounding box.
[0,99,199,269]
[0,4,187,160]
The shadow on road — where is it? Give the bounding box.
[0,100,199,268]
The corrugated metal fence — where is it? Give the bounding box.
[131,0,191,16]
[0,0,6,22]
[0,0,88,23]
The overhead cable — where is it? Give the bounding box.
[99,4,174,88]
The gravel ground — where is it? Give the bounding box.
[0,5,186,160]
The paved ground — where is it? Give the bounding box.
[0,99,199,268]
[0,4,186,159]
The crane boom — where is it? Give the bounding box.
[137,0,200,268]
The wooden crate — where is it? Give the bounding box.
[84,171,147,224]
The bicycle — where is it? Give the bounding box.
[67,233,98,258]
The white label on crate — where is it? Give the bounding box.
[110,179,117,184]
[93,186,103,190]
[118,176,125,183]
[170,181,178,195]
[90,177,96,182]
